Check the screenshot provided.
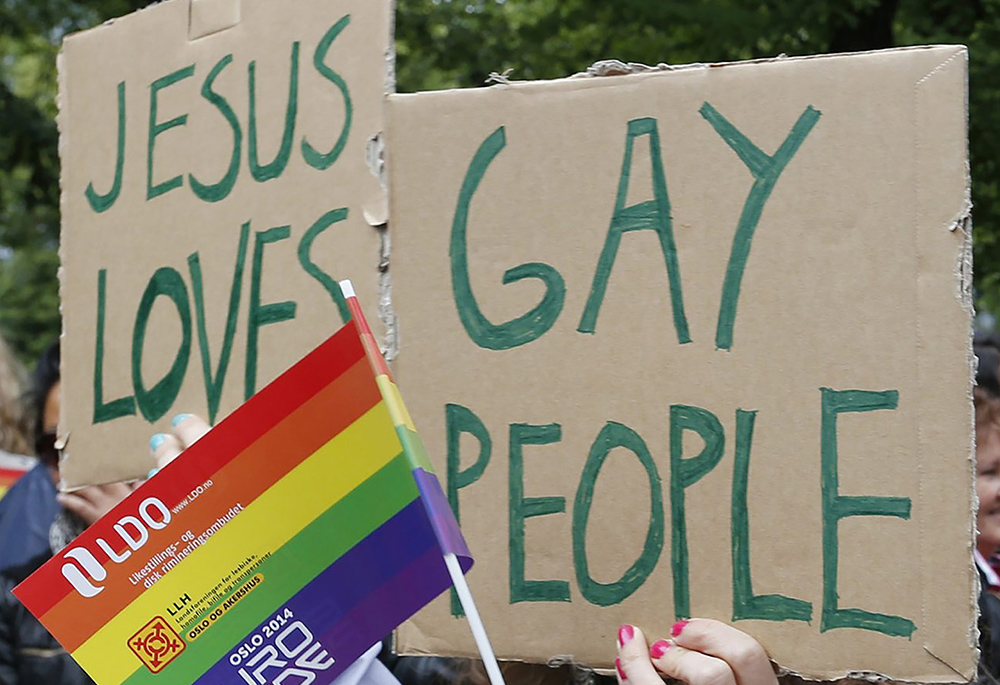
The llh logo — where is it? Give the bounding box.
[128,615,186,673]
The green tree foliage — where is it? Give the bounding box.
[0,0,148,363]
[0,0,996,365]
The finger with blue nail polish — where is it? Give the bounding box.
[149,433,168,453]
[150,431,182,469]
[151,414,211,471]
[171,414,210,451]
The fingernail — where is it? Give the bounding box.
[149,434,167,452]
[671,620,689,637]
[617,624,634,647]
[649,640,670,659]
[146,467,160,480]
[615,657,626,682]
[172,413,193,427]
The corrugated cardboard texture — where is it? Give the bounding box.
[58,0,390,487]
[388,46,974,681]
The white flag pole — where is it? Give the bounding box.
[444,553,507,685]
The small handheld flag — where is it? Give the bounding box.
[15,284,479,685]
[340,280,506,685]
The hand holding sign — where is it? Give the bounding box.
[149,415,211,472]
[52,414,210,528]
[57,482,140,527]
[616,620,777,685]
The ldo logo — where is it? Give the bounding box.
[61,497,171,598]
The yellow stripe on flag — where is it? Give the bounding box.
[376,375,417,432]
[71,401,402,685]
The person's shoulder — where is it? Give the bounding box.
[0,461,54,506]
[0,553,49,630]
[0,552,49,588]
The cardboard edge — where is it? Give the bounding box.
[374,0,398,364]
[388,44,969,101]
[958,119,979,685]
[55,44,72,492]
[61,0,179,49]
[394,628,615,679]
[365,127,392,366]
[910,44,975,684]
[917,46,977,684]
[365,0,394,229]
[384,0,397,96]
[960,210,979,682]
[395,637,985,685]
[570,44,968,79]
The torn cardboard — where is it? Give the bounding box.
[387,46,974,681]
[58,0,390,487]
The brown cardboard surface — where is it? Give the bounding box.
[58,0,390,487]
[387,47,974,680]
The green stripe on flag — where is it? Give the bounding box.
[396,425,435,472]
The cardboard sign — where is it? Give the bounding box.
[58,0,390,488]
[387,47,974,680]
[15,291,471,685]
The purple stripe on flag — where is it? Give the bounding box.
[317,546,452,665]
[413,468,473,570]
[192,497,448,685]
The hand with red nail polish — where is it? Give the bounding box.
[614,619,777,685]
[648,639,670,659]
[618,624,635,649]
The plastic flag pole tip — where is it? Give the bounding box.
[339,279,356,298]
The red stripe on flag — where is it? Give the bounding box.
[0,468,27,486]
[345,296,393,380]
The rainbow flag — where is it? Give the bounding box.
[14,288,472,684]
[0,451,35,498]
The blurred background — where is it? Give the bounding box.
[2,0,998,363]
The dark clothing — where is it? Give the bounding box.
[385,652,614,685]
[0,553,93,685]
[981,566,1000,684]
[0,463,58,573]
